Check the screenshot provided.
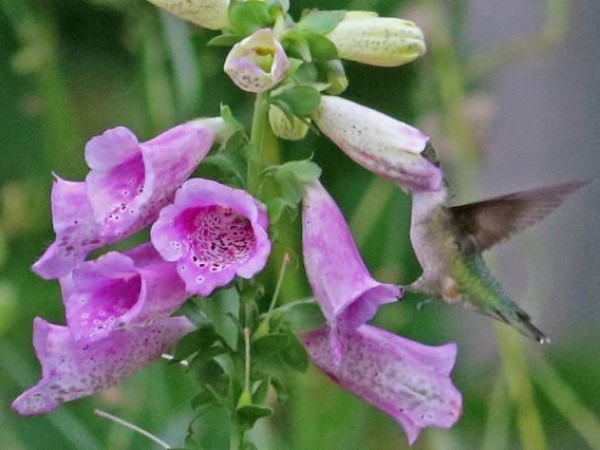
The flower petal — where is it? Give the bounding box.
[32,177,104,279]
[303,181,400,329]
[12,316,194,415]
[63,243,188,342]
[302,325,462,445]
[151,179,271,296]
[85,119,221,240]
[314,96,442,192]
[146,0,230,30]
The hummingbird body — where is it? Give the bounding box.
[408,181,587,343]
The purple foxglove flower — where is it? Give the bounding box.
[303,181,400,362]
[313,96,442,192]
[151,178,271,296]
[33,119,223,280]
[224,28,290,93]
[146,0,230,30]
[302,325,462,445]
[12,316,194,415]
[32,177,103,280]
[85,118,223,241]
[62,243,188,342]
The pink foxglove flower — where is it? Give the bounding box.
[62,243,188,342]
[302,325,462,445]
[151,178,271,296]
[85,118,223,240]
[12,316,194,415]
[313,96,442,192]
[303,181,400,362]
[33,119,223,279]
[224,28,289,93]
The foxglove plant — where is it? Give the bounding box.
[16,1,467,448]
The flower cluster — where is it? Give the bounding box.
[16,1,464,446]
[15,119,272,414]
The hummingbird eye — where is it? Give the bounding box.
[422,141,440,167]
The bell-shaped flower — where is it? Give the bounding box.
[145,0,230,30]
[303,181,401,362]
[313,96,442,192]
[32,177,104,280]
[302,324,462,445]
[224,28,290,93]
[32,119,223,280]
[85,118,223,241]
[327,12,426,67]
[151,178,271,296]
[12,316,194,415]
[268,105,310,141]
[61,243,188,342]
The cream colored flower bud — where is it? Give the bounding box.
[268,105,309,141]
[224,29,290,93]
[327,13,426,67]
[146,0,229,30]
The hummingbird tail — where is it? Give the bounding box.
[494,307,550,345]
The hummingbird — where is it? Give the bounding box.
[407,146,588,343]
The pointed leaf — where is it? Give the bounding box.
[297,10,345,34]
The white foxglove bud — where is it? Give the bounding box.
[146,0,229,30]
[327,12,426,67]
[224,29,290,93]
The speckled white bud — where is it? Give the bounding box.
[224,28,290,93]
[268,105,309,141]
[314,95,442,192]
[146,0,229,30]
[327,13,426,67]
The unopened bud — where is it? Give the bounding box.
[327,13,426,67]
[268,105,310,141]
[146,0,229,30]
[224,29,290,93]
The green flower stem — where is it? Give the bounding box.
[248,92,270,196]
[94,409,172,450]
[534,357,600,448]
[496,325,546,450]
[481,373,510,450]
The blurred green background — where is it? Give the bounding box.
[1,0,599,449]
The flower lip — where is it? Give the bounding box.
[302,324,462,445]
[84,120,218,241]
[224,28,290,93]
[62,243,188,342]
[151,178,271,296]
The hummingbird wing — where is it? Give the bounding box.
[450,180,588,254]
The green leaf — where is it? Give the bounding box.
[297,10,345,34]
[263,159,321,207]
[305,32,338,61]
[200,129,247,188]
[229,1,276,36]
[280,330,309,373]
[282,34,311,61]
[270,376,289,403]
[173,325,218,361]
[253,377,270,404]
[294,62,318,84]
[220,104,245,135]
[199,287,240,351]
[269,86,321,117]
[207,34,243,47]
[266,197,288,224]
[191,389,219,411]
[193,358,228,387]
[252,333,290,356]
[276,298,325,332]
[236,404,273,429]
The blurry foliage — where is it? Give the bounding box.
[0,1,598,449]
